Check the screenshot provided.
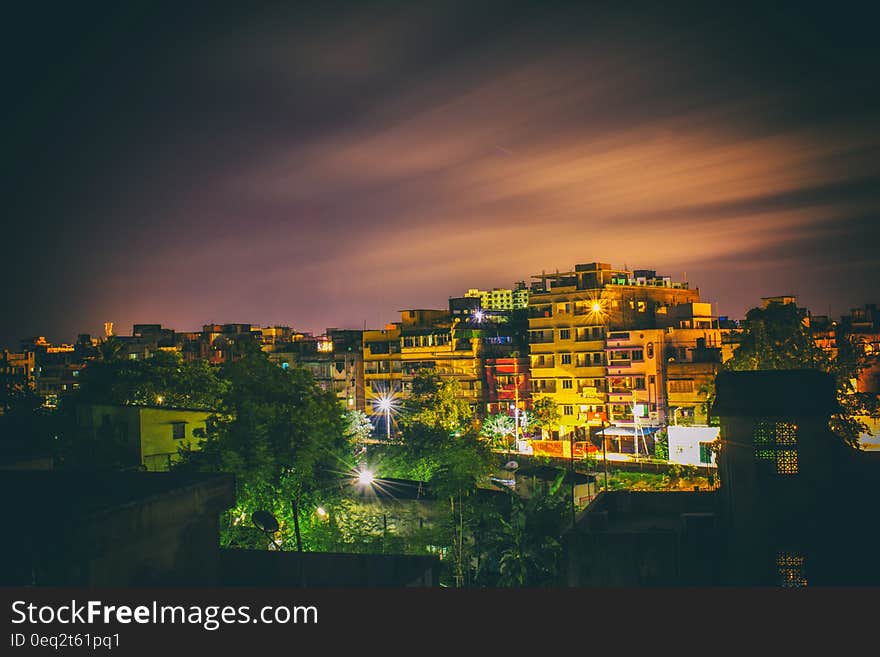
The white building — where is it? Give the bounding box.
[667,425,719,467]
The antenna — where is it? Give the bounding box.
[252,510,282,551]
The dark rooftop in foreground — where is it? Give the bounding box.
[712,369,839,417]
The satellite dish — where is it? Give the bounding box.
[503,461,519,471]
[252,510,279,533]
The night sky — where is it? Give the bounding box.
[4,1,879,348]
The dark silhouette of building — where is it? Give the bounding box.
[565,369,880,586]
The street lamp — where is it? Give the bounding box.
[374,393,396,441]
[357,468,375,487]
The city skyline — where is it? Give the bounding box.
[4,1,879,347]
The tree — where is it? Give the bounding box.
[402,369,473,433]
[54,350,228,469]
[531,396,559,438]
[176,352,351,549]
[343,409,373,446]
[0,372,54,452]
[73,350,227,410]
[480,413,515,449]
[478,477,568,586]
[726,301,878,447]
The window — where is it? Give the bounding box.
[776,552,807,587]
[634,377,646,390]
[559,328,571,340]
[649,375,655,385]
[754,420,799,475]
[592,327,603,338]
[561,353,572,365]
[593,352,603,364]
[669,379,695,393]
[172,422,186,440]
[562,405,574,416]
[646,342,654,359]
[632,349,644,361]
[562,379,573,389]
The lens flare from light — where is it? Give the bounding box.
[357,469,375,486]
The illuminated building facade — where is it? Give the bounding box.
[484,356,530,416]
[363,310,486,428]
[74,403,212,471]
[463,281,529,312]
[526,262,703,441]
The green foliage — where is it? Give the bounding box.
[0,375,55,450]
[342,409,373,445]
[73,350,226,410]
[653,429,669,460]
[726,301,878,447]
[728,303,828,371]
[175,353,351,548]
[531,396,559,431]
[480,413,515,448]
[402,369,473,433]
[477,486,568,587]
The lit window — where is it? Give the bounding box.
[754,420,799,475]
[776,553,807,587]
[172,422,186,440]
[561,353,572,365]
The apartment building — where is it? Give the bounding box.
[463,281,529,312]
[526,262,704,441]
[363,310,487,429]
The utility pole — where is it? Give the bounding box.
[601,418,609,491]
[291,498,303,552]
[570,429,576,525]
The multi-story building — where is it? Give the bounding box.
[363,310,487,430]
[462,282,529,312]
[526,262,705,442]
[1,350,36,414]
[484,356,530,416]
[266,329,365,411]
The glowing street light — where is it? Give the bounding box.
[473,310,485,323]
[374,392,397,441]
[357,468,375,487]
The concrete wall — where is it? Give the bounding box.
[220,549,440,587]
[1,472,235,586]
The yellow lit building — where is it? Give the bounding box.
[363,310,484,430]
[527,262,703,441]
[75,403,211,471]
